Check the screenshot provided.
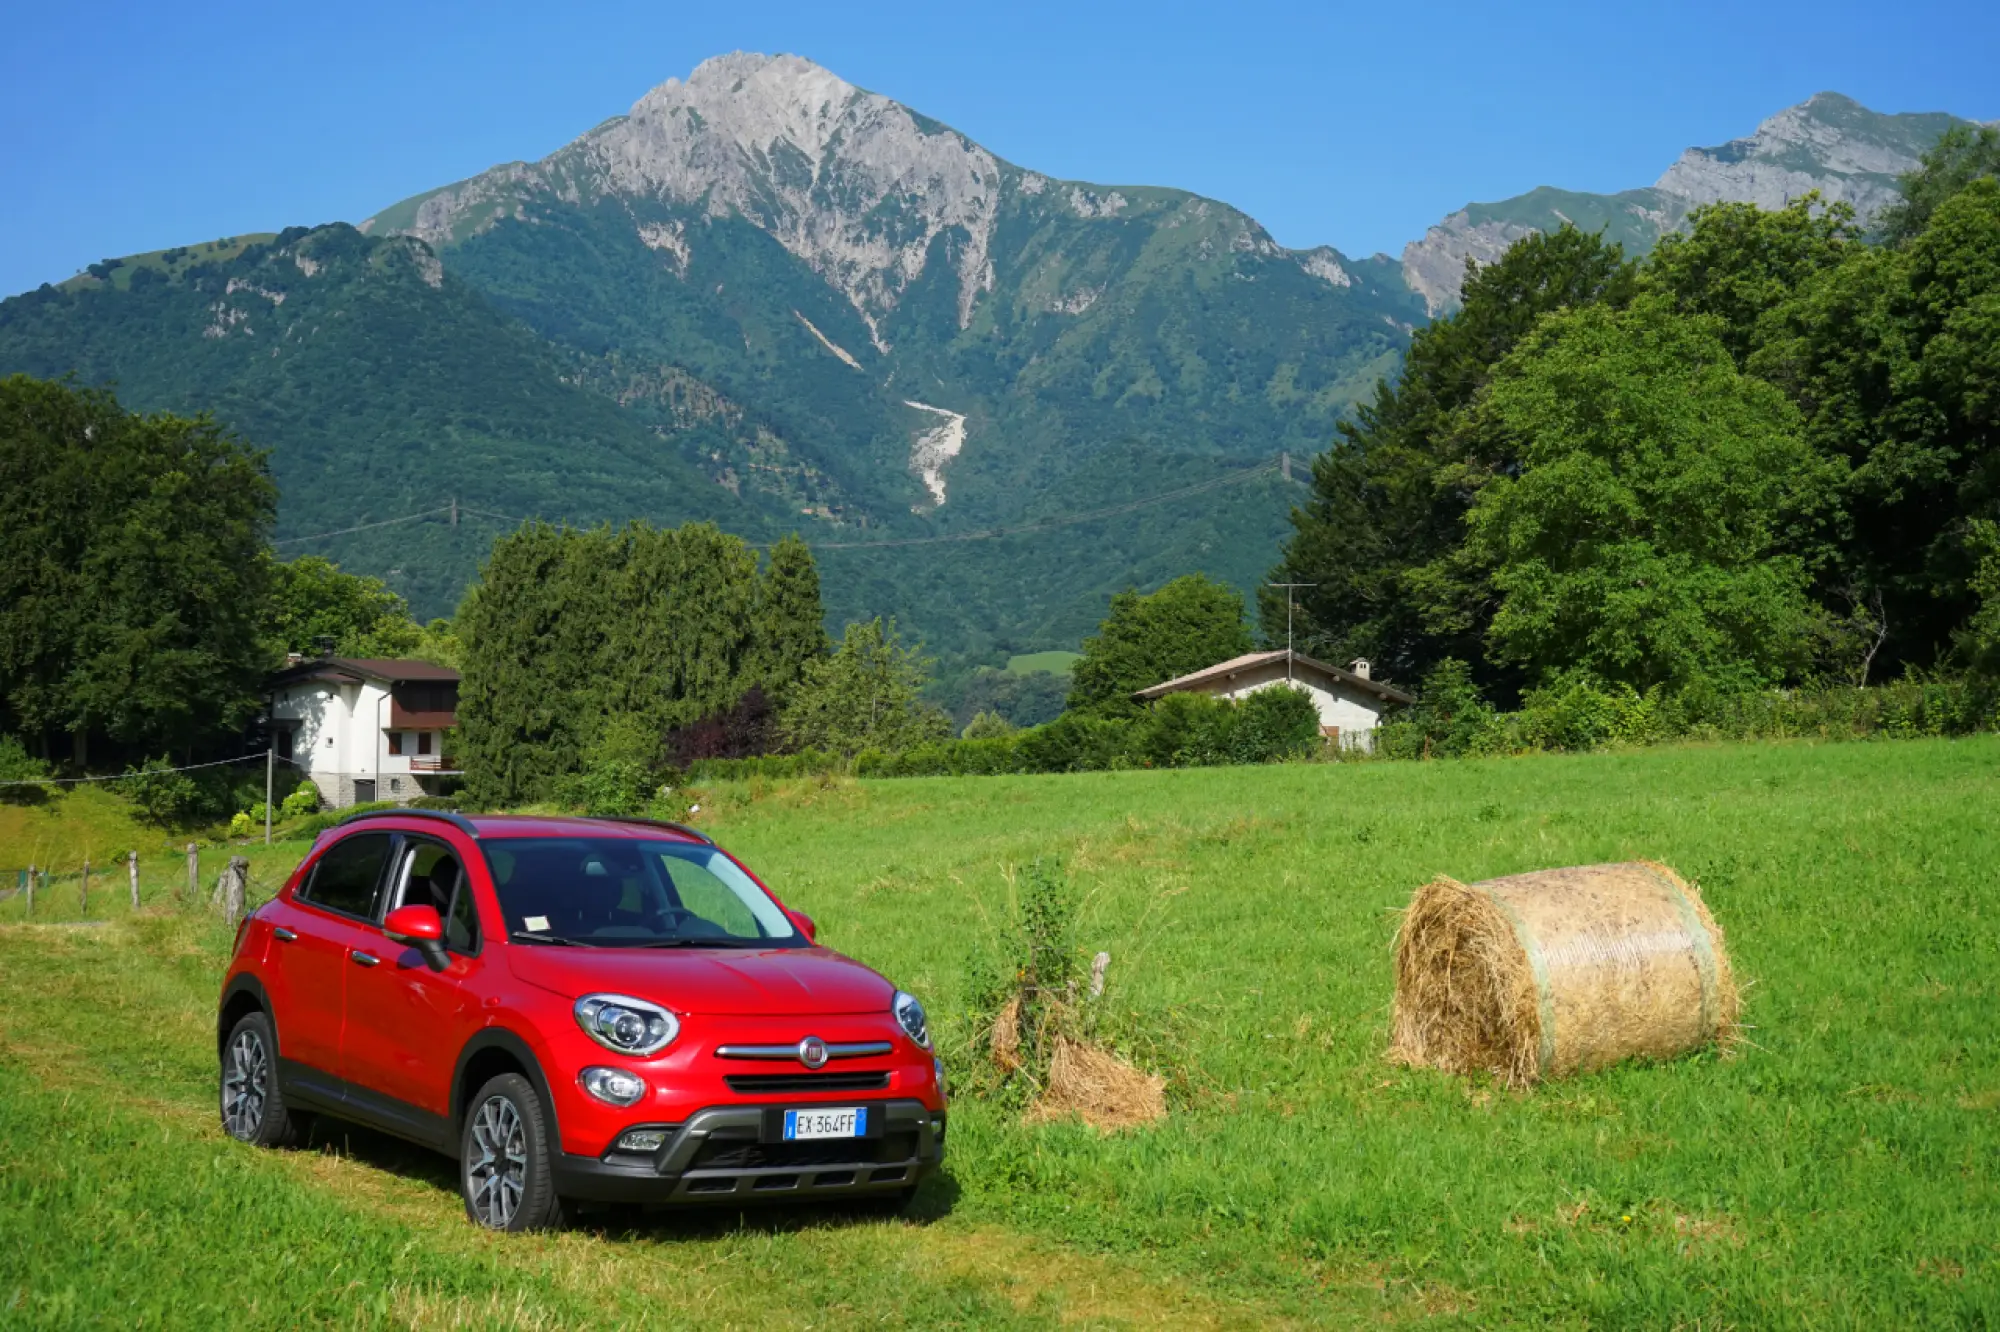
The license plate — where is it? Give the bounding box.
[783,1107,866,1141]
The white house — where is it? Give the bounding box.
[1133,649,1414,749]
[267,658,462,808]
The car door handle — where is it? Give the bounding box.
[350,951,380,968]
[273,927,297,942]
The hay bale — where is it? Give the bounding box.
[1390,861,1738,1087]
[1027,1037,1166,1131]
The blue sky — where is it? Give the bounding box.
[2,0,1995,297]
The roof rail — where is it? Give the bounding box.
[336,806,481,839]
[614,816,715,845]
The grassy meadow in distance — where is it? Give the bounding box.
[1004,650,1081,676]
[2,738,1996,1327]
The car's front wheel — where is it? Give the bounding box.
[220,1011,304,1147]
[460,1073,564,1231]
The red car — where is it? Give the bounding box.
[217,809,945,1230]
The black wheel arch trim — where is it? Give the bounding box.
[451,1028,562,1147]
[218,974,274,1058]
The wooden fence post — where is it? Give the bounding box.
[80,858,89,914]
[222,856,249,930]
[185,843,198,905]
[128,851,140,912]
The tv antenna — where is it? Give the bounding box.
[1265,582,1318,681]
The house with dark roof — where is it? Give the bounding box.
[266,657,462,808]
[1134,649,1414,750]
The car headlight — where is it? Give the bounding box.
[893,990,930,1050]
[574,994,679,1056]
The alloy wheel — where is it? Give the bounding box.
[466,1095,527,1228]
[222,1029,267,1140]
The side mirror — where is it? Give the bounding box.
[788,910,817,943]
[384,904,448,971]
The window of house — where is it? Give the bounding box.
[417,731,433,756]
[388,731,403,756]
[275,729,292,760]
[390,777,402,793]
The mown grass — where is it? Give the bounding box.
[1006,651,1081,677]
[3,738,1997,1325]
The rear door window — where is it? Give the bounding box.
[299,833,391,920]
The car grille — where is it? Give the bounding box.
[723,1071,890,1094]
[691,1132,918,1171]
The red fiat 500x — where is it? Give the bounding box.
[217,809,945,1230]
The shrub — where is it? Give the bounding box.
[229,811,255,839]
[280,782,322,817]
[0,735,51,803]
[120,759,206,826]
[961,710,1017,741]
[552,758,655,818]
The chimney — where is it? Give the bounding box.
[1349,658,1372,680]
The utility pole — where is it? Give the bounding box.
[1265,583,1318,681]
[264,747,274,845]
[450,496,459,528]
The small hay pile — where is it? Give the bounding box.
[990,997,1165,1131]
[1390,861,1738,1087]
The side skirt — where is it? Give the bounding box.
[276,1058,456,1156]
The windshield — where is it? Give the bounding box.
[481,837,800,948]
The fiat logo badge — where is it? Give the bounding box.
[797,1036,829,1069]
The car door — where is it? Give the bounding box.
[339,834,484,1145]
[267,831,395,1091]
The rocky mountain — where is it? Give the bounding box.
[0,58,1980,670]
[1402,92,1973,314]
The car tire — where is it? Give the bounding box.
[460,1072,564,1232]
[220,1011,302,1148]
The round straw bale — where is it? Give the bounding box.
[1390,861,1737,1087]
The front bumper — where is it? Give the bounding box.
[550,1099,945,1204]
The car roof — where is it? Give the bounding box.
[327,809,710,844]
[468,814,709,843]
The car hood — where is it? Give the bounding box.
[505,944,895,1017]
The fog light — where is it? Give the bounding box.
[580,1066,647,1106]
[615,1129,668,1153]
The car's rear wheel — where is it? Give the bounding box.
[461,1073,563,1232]
[220,1011,303,1147]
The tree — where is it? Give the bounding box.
[1067,573,1252,716]
[0,376,276,765]
[780,618,951,756]
[1455,301,1837,692]
[1643,194,1864,365]
[267,554,418,657]
[1751,178,2000,672]
[1266,227,1639,691]
[752,534,828,697]
[1880,124,2000,245]
[457,521,767,805]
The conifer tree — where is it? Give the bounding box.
[754,533,829,698]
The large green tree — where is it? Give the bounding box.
[1067,573,1253,715]
[1266,227,1638,691]
[1752,178,2000,671]
[1454,301,1838,692]
[0,375,275,764]
[752,533,829,698]
[457,519,810,803]
[1880,124,2000,245]
[779,618,951,756]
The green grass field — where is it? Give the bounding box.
[3,739,1996,1326]
[1005,651,1081,676]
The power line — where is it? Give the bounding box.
[272,507,453,546]
[0,752,279,789]
[267,456,1294,554]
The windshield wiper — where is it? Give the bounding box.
[510,930,587,947]
[630,936,771,949]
